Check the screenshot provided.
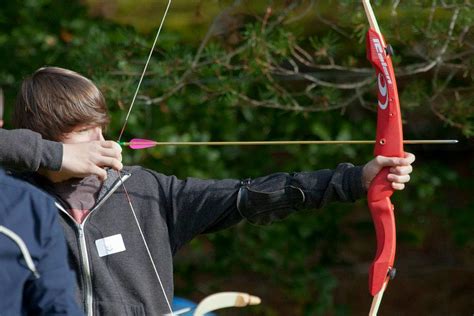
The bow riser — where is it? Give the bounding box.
[366,27,405,298]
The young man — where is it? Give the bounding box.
[0,169,83,315]
[13,67,415,315]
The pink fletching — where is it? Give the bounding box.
[129,138,157,149]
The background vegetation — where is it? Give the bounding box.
[1,0,473,315]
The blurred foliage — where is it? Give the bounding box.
[1,0,473,314]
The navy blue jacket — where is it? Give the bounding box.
[0,170,82,315]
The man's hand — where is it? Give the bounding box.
[61,141,123,181]
[362,152,415,191]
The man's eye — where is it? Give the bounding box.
[73,129,88,135]
[78,127,93,133]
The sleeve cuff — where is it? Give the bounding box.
[343,165,366,201]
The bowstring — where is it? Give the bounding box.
[117,0,172,142]
[116,1,174,315]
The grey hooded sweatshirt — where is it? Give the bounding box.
[21,163,365,316]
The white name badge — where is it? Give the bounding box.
[95,234,126,257]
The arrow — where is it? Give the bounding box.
[118,138,458,149]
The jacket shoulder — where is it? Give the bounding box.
[0,170,55,226]
[0,170,51,201]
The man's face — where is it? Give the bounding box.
[61,125,104,144]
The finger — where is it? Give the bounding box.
[389,165,413,175]
[100,147,123,160]
[374,155,407,168]
[99,144,123,160]
[387,173,410,184]
[403,152,416,164]
[391,182,405,190]
[101,140,123,153]
[395,152,416,166]
[98,157,123,171]
[112,141,122,153]
[91,165,107,181]
[376,152,416,168]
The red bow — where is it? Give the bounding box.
[363,1,404,315]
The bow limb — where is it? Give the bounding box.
[193,292,261,316]
[362,1,404,315]
[369,280,388,316]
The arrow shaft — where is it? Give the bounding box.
[119,139,458,147]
